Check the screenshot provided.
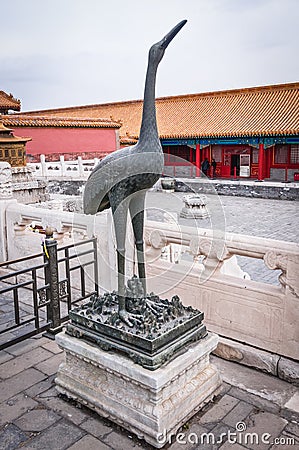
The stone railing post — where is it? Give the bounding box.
[40,154,47,177]
[60,155,66,177]
[78,156,84,178]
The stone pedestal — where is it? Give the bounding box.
[55,331,221,448]
[180,194,209,219]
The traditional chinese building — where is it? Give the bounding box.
[0,120,31,167]
[0,91,21,115]
[2,115,121,162]
[8,82,299,181]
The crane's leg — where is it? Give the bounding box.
[129,191,147,295]
[109,196,128,314]
[109,191,142,327]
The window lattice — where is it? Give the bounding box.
[290,145,299,164]
[274,145,288,164]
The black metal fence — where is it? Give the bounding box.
[0,236,98,350]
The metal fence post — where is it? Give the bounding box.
[43,228,62,337]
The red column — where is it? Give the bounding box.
[258,143,264,181]
[196,144,201,177]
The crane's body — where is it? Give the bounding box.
[83,143,164,215]
[83,20,187,326]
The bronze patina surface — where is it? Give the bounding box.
[66,277,207,370]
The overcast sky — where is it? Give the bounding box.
[1,0,298,112]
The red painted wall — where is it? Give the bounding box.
[12,127,118,159]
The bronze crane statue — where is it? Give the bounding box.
[83,20,187,326]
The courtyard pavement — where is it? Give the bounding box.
[1,192,299,449]
[0,334,299,450]
[146,191,299,285]
[146,190,299,244]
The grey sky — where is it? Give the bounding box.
[1,0,298,112]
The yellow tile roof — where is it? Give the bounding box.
[0,119,31,143]
[2,115,121,129]
[21,82,299,139]
[0,91,21,111]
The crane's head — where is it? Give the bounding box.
[149,20,187,66]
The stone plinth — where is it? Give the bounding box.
[180,194,209,219]
[55,331,221,448]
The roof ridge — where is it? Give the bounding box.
[0,90,21,111]
[20,81,299,114]
[156,82,299,102]
[9,114,119,122]
[2,115,122,129]
[0,90,21,102]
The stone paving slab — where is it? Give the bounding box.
[0,423,28,450]
[34,352,65,376]
[246,411,288,450]
[0,351,13,365]
[14,408,60,432]
[19,419,85,450]
[0,335,298,450]
[79,417,113,438]
[0,346,53,379]
[5,337,50,357]
[222,400,254,428]
[67,435,111,450]
[212,356,298,407]
[0,393,38,427]
[0,368,46,404]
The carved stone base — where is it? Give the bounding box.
[180,194,209,219]
[180,206,209,219]
[55,331,221,448]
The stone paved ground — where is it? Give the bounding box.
[0,336,298,450]
[146,192,299,285]
[1,191,298,449]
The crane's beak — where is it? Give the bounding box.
[160,20,187,50]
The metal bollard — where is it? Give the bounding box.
[43,227,62,338]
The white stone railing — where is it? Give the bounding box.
[1,200,298,362]
[144,221,299,361]
[27,155,98,179]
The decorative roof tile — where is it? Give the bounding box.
[0,91,21,111]
[17,82,299,139]
[0,119,31,143]
[2,115,121,129]
[120,133,138,145]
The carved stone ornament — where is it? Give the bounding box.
[0,162,13,199]
[180,194,209,219]
[56,331,221,448]
[199,238,212,257]
[264,251,287,270]
[146,229,167,249]
[264,251,287,287]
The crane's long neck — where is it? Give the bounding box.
[139,61,161,148]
